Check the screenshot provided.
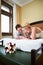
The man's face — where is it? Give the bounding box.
[17,27,22,33]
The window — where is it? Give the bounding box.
[1,0,13,36]
[1,5,10,12]
[1,14,9,33]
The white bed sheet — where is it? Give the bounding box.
[1,38,43,52]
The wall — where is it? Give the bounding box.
[13,4,22,38]
[16,5,22,24]
[21,0,43,26]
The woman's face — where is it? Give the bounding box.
[24,26,31,34]
[22,26,31,37]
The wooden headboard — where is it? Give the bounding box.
[30,20,43,31]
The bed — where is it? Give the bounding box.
[1,21,43,52]
[1,38,43,52]
[0,20,43,65]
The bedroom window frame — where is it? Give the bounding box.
[1,0,13,36]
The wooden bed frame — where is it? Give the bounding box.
[0,40,43,65]
[30,20,43,29]
[30,20,43,30]
[31,44,43,65]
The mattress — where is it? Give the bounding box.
[1,38,43,52]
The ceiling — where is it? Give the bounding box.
[9,0,33,7]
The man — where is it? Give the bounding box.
[14,24,24,39]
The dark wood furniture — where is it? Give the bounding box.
[31,44,43,65]
[30,20,43,30]
[0,44,43,65]
[30,20,43,33]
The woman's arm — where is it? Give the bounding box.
[30,27,36,39]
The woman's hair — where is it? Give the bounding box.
[23,23,31,28]
[15,24,22,30]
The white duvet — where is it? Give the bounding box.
[1,38,43,52]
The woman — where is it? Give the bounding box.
[23,24,36,39]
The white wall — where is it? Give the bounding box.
[13,3,17,38]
